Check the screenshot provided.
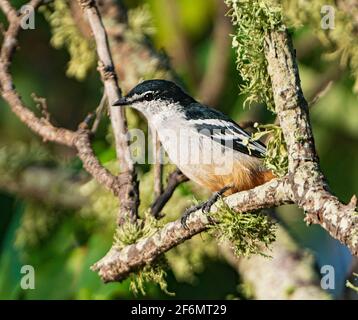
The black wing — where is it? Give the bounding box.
[184,103,266,158]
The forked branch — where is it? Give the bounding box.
[0,0,356,286]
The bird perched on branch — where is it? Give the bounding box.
[113,80,274,226]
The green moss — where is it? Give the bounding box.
[225,0,284,111]
[252,123,288,176]
[114,212,160,249]
[237,281,255,299]
[346,273,358,293]
[285,285,296,297]
[129,255,174,296]
[114,213,173,296]
[209,200,276,257]
[225,1,288,175]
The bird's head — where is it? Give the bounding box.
[113,79,195,117]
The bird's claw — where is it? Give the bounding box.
[202,199,215,214]
[180,185,232,229]
[181,211,190,230]
[181,206,198,229]
[180,199,216,229]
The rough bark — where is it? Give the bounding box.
[77,0,139,223]
[0,0,356,292]
[264,30,358,255]
[92,178,292,281]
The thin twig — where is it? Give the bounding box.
[0,0,126,199]
[306,61,343,107]
[77,0,139,223]
[151,168,188,219]
[308,80,333,107]
[91,92,107,134]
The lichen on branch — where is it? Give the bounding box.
[225,0,284,111]
[252,123,288,176]
[226,0,288,177]
[114,214,172,295]
[209,201,277,257]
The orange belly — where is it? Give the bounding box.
[179,161,275,195]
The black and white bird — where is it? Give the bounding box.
[113,80,274,223]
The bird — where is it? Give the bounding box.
[113,79,274,226]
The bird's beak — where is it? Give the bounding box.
[112,97,130,106]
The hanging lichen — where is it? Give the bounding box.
[224,0,288,175]
[346,273,358,293]
[225,0,284,112]
[114,213,174,296]
[40,0,96,80]
[252,123,288,177]
[126,4,156,42]
[209,200,277,257]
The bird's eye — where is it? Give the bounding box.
[143,92,154,100]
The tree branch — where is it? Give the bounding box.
[77,0,139,223]
[90,24,358,283]
[1,0,356,291]
[0,0,135,216]
[0,62,77,146]
[150,169,188,218]
[94,0,175,92]
[92,177,292,282]
[264,29,358,255]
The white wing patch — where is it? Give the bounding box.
[190,118,266,157]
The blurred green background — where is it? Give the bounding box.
[0,0,357,299]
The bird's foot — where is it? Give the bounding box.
[181,185,232,229]
[181,202,205,229]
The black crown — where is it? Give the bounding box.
[126,79,196,106]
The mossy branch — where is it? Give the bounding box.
[209,201,276,257]
[226,0,284,111]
